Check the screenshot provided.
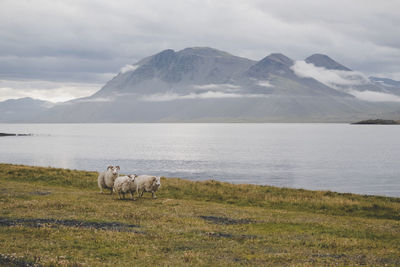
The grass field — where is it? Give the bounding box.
[0,163,399,266]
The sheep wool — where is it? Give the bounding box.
[134,175,161,199]
[113,175,137,199]
[98,166,120,194]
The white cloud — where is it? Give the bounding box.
[120,64,139,74]
[192,84,240,90]
[257,80,273,87]
[348,90,400,102]
[140,91,267,102]
[76,97,113,103]
[0,79,101,102]
[290,61,400,102]
[291,61,369,89]
[0,0,400,90]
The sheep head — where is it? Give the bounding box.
[128,174,137,182]
[107,166,120,176]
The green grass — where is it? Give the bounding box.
[0,163,399,266]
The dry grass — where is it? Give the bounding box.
[0,163,399,266]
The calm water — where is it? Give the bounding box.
[0,123,399,197]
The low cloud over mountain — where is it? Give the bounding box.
[1,47,400,122]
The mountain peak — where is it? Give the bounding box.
[305,54,351,71]
[3,97,47,104]
[246,53,294,79]
[178,47,233,57]
[264,53,293,66]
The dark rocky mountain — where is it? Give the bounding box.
[94,47,254,97]
[246,53,294,79]
[2,47,400,122]
[306,54,351,71]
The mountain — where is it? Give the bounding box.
[0,97,52,122]
[305,54,351,71]
[3,47,400,122]
[370,77,400,88]
[302,55,400,98]
[93,47,254,97]
[246,53,294,79]
[370,77,400,96]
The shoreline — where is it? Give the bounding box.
[1,162,398,200]
[0,163,399,265]
[0,133,32,137]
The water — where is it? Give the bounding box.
[0,123,399,197]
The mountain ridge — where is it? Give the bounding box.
[305,54,351,71]
[1,47,400,122]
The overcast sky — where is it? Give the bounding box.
[0,0,399,102]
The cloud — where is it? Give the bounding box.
[291,60,369,88]
[193,84,240,90]
[140,91,267,102]
[1,1,400,79]
[75,97,113,103]
[257,80,273,87]
[347,90,400,102]
[291,61,400,102]
[0,79,101,102]
[0,0,400,103]
[120,64,139,74]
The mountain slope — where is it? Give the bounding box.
[3,47,400,122]
[370,77,400,96]
[305,54,351,71]
[0,97,52,122]
[93,47,255,97]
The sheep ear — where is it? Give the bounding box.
[107,166,112,170]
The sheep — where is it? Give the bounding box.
[113,174,137,199]
[134,175,161,199]
[97,165,120,194]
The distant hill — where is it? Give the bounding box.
[1,47,400,122]
[0,97,52,122]
[352,119,400,125]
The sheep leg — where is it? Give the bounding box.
[152,192,157,199]
[130,191,134,200]
[140,190,144,197]
[136,188,141,198]
[117,192,121,199]
[109,188,113,195]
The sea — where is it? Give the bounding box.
[0,123,399,197]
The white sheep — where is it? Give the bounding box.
[134,175,161,199]
[97,165,120,194]
[113,174,137,200]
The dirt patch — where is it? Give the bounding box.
[30,191,51,196]
[0,217,144,233]
[312,253,347,259]
[0,253,39,267]
[200,216,253,225]
[205,232,233,238]
[205,232,257,240]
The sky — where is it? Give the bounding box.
[0,0,399,102]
